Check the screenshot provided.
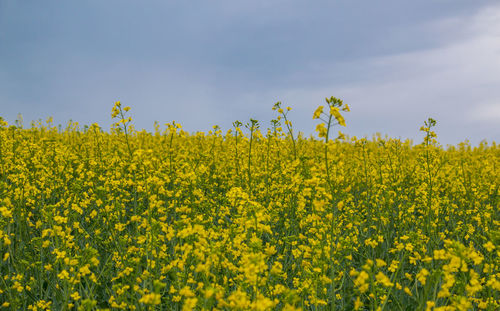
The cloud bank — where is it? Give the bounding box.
[0,1,498,145]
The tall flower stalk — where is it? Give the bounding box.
[313,96,350,310]
[313,96,350,194]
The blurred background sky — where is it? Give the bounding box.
[1,0,499,145]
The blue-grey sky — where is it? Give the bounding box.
[1,0,499,145]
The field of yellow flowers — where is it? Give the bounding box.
[0,98,498,310]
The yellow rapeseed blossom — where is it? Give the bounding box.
[375,271,393,287]
[312,106,324,119]
[0,100,497,310]
[416,268,429,285]
[139,293,161,305]
[483,241,495,252]
[354,271,370,293]
[330,107,346,126]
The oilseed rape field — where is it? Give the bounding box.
[0,99,498,310]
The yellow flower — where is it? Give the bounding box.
[283,304,301,311]
[330,107,346,126]
[179,286,195,298]
[433,249,447,260]
[483,241,495,252]
[0,206,12,218]
[313,106,324,119]
[416,268,429,285]
[79,265,91,276]
[354,270,370,293]
[404,287,412,296]
[12,281,23,292]
[227,289,251,309]
[354,297,363,310]
[58,270,69,280]
[71,291,81,301]
[316,123,327,138]
[139,293,161,305]
[375,271,393,287]
[376,259,386,267]
[182,298,198,311]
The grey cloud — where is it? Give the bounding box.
[0,0,499,145]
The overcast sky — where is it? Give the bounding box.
[1,0,499,145]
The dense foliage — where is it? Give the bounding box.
[0,100,498,310]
